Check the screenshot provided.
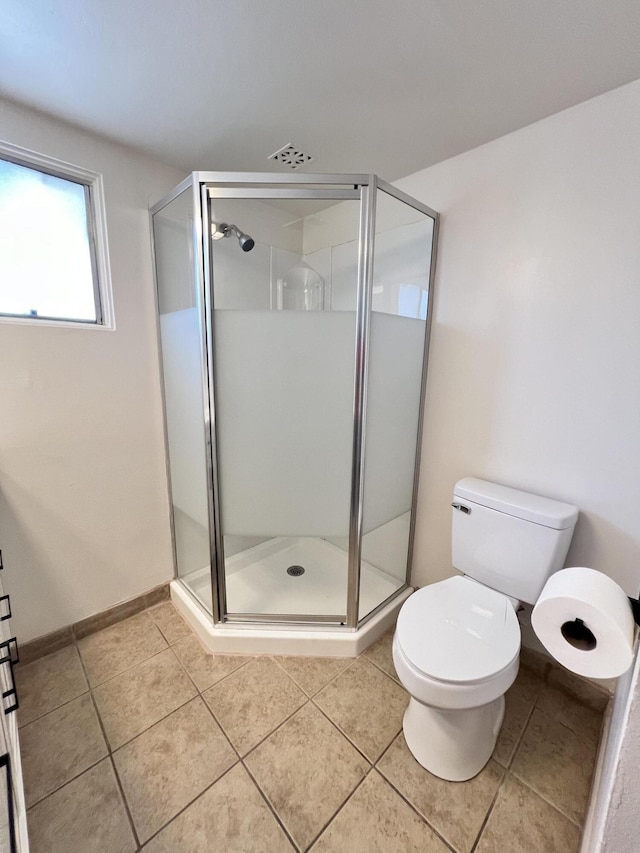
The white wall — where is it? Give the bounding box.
[399,79,640,597]
[0,97,185,642]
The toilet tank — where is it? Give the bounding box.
[451,478,579,604]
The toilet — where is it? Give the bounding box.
[393,477,578,782]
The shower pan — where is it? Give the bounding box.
[151,173,439,655]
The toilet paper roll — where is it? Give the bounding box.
[531,567,636,679]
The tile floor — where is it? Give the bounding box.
[16,602,605,852]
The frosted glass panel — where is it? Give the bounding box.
[153,189,212,611]
[360,191,434,615]
[215,312,355,537]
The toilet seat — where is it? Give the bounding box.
[394,576,520,709]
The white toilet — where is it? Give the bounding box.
[393,477,578,782]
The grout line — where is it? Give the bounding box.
[366,765,458,853]
[79,629,170,690]
[109,753,142,850]
[509,767,586,828]
[89,645,198,752]
[198,686,244,760]
[501,698,588,828]
[241,759,302,851]
[77,645,142,849]
[470,693,539,851]
[362,655,401,684]
[17,685,92,731]
[138,761,241,850]
[302,766,375,851]
[469,775,504,853]
[102,690,197,754]
[270,654,357,699]
[239,697,311,762]
[309,697,380,766]
[174,645,258,696]
[372,730,400,767]
[16,644,90,729]
[25,753,108,812]
[146,604,192,647]
[78,649,111,756]
[506,696,538,770]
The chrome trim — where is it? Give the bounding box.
[207,187,359,200]
[199,185,227,623]
[225,613,348,625]
[406,210,440,586]
[376,179,439,219]
[175,576,214,618]
[347,177,377,627]
[356,583,412,629]
[149,174,195,217]
[148,199,181,584]
[196,171,370,186]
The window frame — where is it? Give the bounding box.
[0,140,114,330]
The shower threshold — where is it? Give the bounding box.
[171,536,412,657]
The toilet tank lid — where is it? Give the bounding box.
[453,478,578,530]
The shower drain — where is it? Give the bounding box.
[287,565,305,577]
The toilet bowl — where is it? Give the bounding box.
[393,576,520,781]
[393,477,578,782]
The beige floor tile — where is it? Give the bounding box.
[15,645,88,727]
[21,693,107,807]
[547,666,610,712]
[378,733,504,853]
[519,647,552,678]
[508,665,542,705]
[311,770,449,852]
[203,657,306,755]
[26,759,136,853]
[536,683,603,746]
[147,601,191,645]
[93,648,197,749]
[314,658,407,761]
[274,655,352,697]
[173,633,253,692]
[511,707,596,824]
[246,702,368,849]
[492,666,541,767]
[143,763,294,853]
[362,631,398,681]
[493,692,533,767]
[78,611,168,686]
[114,697,236,842]
[475,774,581,853]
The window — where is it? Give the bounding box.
[0,141,113,327]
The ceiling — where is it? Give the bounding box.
[2,1,640,181]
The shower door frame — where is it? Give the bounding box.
[153,172,439,631]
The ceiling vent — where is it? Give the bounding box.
[268,143,314,170]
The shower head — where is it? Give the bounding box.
[211,222,255,252]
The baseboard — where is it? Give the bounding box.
[19,581,171,665]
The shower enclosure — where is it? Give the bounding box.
[151,173,438,655]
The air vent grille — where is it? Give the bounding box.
[268,143,313,170]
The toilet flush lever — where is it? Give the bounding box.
[451,503,471,514]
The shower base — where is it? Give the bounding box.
[172,536,412,657]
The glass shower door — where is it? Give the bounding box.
[207,194,361,621]
[359,188,435,619]
[153,187,214,613]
